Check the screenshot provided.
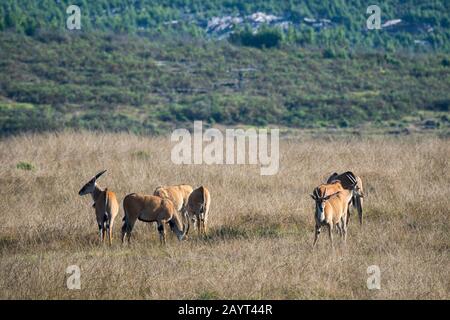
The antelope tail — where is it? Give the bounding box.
[200,186,207,217]
[121,207,129,236]
[105,189,108,211]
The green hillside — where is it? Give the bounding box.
[1,0,450,49]
[0,1,449,135]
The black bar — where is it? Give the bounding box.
[0,300,444,319]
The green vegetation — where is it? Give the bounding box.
[0,30,449,135]
[16,161,35,171]
[131,150,151,160]
[0,1,449,135]
[1,1,449,50]
[230,27,283,48]
[197,290,220,300]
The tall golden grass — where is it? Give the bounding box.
[0,131,448,299]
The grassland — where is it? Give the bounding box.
[0,131,448,299]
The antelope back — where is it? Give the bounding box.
[153,185,193,211]
[317,181,344,197]
[327,171,359,190]
[141,195,175,222]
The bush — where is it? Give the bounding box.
[323,48,336,59]
[230,28,282,49]
[16,161,35,171]
[430,99,449,112]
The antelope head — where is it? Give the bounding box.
[344,172,364,198]
[78,170,107,196]
[310,187,335,223]
[169,210,189,241]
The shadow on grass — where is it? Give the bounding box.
[1,219,309,254]
[0,236,19,252]
[201,223,286,243]
[0,229,103,255]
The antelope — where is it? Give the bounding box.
[186,186,211,237]
[310,174,359,249]
[153,184,193,217]
[78,170,119,245]
[121,193,188,244]
[327,171,364,225]
[313,180,348,231]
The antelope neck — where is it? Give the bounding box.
[91,184,104,203]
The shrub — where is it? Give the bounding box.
[131,150,150,160]
[16,161,35,171]
[230,28,282,49]
[323,48,336,59]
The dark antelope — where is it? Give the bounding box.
[327,171,364,225]
[78,170,119,245]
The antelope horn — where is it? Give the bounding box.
[346,172,357,186]
[313,187,319,199]
[94,170,107,180]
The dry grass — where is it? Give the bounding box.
[0,131,448,299]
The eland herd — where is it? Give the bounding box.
[79,170,362,249]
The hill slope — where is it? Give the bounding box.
[1,1,450,50]
[0,31,449,135]
[1,1,449,135]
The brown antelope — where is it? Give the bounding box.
[121,193,188,244]
[310,174,359,249]
[186,186,211,237]
[78,170,119,245]
[153,184,193,216]
[327,171,364,225]
[314,180,349,232]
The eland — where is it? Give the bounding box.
[78,170,119,245]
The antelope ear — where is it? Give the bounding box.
[327,172,339,183]
[94,170,107,180]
